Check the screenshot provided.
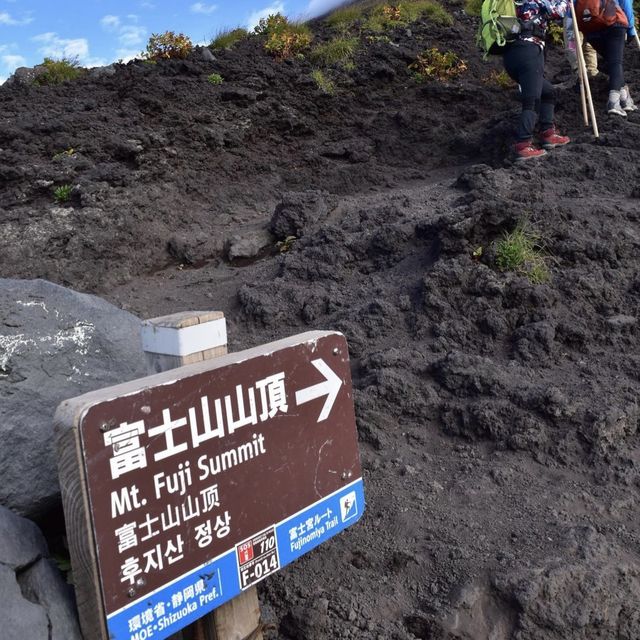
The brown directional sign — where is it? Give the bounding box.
[55,331,364,640]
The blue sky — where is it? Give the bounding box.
[0,0,346,83]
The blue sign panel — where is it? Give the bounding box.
[106,479,364,640]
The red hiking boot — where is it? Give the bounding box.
[514,140,547,161]
[539,127,570,150]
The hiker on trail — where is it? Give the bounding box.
[582,39,599,77]
[566,22,599,77]
[575,0,637,116]
[502,0,572,160]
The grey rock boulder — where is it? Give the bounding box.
[225,228,273,261]
[0,502,47,568]
[19,558,83,640]
[88,64,116,79]
[195,46,216,62]
[3,65,48,87]
[0,505,81,640]
[0,279,149,517]
[270,190,334,239]
[1,564,50,640]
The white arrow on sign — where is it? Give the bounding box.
[295,358,342,422]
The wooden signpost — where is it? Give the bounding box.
[55,316,364,640]
[142,311,261,640]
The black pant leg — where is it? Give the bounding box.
[587,26,626,90]
[539,78,556,129]
[503,41,545,141]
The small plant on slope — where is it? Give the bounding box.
[145,31,193,60]
[207,73,224,85]
[53,184,73,204]
[211,28,248,50]
[402,0,453,25]
[255,14,313,59]
[311,69,336,94]
[547,23,564,46]
[34,57,82,85]
[464,0,483,16]
[364,1,452,32]
[310,37,359,67]
[52,148,76,161]
[409,48,467,81]
[495,222,550,284]
[326,6,364,32]
[484,69,515,88]
[418,1,454,26]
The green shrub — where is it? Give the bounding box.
[363,4,399,32]
[464,0,483,16]
[495,223,549,284]
[326,6,364,31]
[547,22,564,46]
[276,236,297,252]
[418,1,454,26]
[211,28,248,50]
[207,73,224,84]
[145,31,193,60]
[364,1,452,32]
[366,34,393,44]
[409,48,467,81]
[483,69,514,88]
[52,148,76,161]
[311,69,336,94]
[254,12,287,35]
[53,184,73,204]
[34,57,82,85]
[255,14,313,59]
[310,37,359,66]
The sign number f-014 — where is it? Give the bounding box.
[55,331,364,640]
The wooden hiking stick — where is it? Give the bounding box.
[570,4,599,137]
[575,30,589,126]
[635,33,640,49]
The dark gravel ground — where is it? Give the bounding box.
[3,1,640,637]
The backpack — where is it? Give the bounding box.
[575,0,629,33]
[477,0,520,57]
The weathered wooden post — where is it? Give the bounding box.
[141,311,262,640]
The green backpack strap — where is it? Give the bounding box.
[478,0,519,57]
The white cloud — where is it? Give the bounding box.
[2,53,25,69]
[304,0,345,17]
[0,11,33,26]
[98,16,147,53]
[115,48,141,63]
[191,2,218,14]
[33,33,90,61]
[119,25,146,47]
[86,57,109,68]
[0,76,6,85]
[247,2,285,30]
[100,15,120,31]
